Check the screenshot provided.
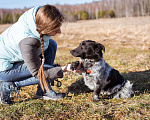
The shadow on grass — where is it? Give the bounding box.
[67,78,93,95]
[67,70,150,96]
[122,69,150,95]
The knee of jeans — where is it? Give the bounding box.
[49,39,57,48]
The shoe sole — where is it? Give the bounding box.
[35,95,62,100]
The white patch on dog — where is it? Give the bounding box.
[113,80,133,98]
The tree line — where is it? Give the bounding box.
[0,13,22,24]
[0,0,150,24]
[0,8,27,24]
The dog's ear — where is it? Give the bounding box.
[95,43,105,53]
[98,43,105,52]
[94,43,105,59]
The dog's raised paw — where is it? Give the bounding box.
[70,61,79,71]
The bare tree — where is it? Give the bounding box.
[12,11,15,23]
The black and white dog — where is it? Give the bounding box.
[70,40,133,101]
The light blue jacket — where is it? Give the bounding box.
[0,6,50,71]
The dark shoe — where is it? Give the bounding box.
[35,84,65,100]
[0,82,20,105]
[35,84,45,99]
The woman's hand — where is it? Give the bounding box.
[61,61,82,73]
[61,64,71,72]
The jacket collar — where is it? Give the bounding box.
[26,6,42,39]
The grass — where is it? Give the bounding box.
[0,17,150,119]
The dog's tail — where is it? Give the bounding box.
[113,80,134,99]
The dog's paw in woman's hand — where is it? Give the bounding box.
[70,61,82,73]
[62,61,82,73]
[70,61,80,71]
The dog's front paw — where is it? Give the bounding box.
[70,61,79,71]
[94,95,100,102]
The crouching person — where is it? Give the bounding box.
[0,5,77,105]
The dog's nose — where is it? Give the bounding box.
[70,50,75,54]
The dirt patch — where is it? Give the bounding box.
[0,24,11,33]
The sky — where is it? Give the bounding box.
[0,0,99,9]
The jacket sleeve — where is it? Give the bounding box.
[18,37,63,79]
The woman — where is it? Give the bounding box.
[0,5,80,105]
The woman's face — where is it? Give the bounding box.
[47,26,61,36]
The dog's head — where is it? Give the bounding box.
[70,40,105,59]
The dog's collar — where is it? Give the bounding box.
[86,70,91,74]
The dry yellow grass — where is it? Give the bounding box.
[55,16,150,50]
[1,17,150,50]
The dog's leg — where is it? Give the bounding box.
[94,84,101,101]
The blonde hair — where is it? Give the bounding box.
[36,5,64,92]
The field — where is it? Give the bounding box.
[0,17,150,119]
